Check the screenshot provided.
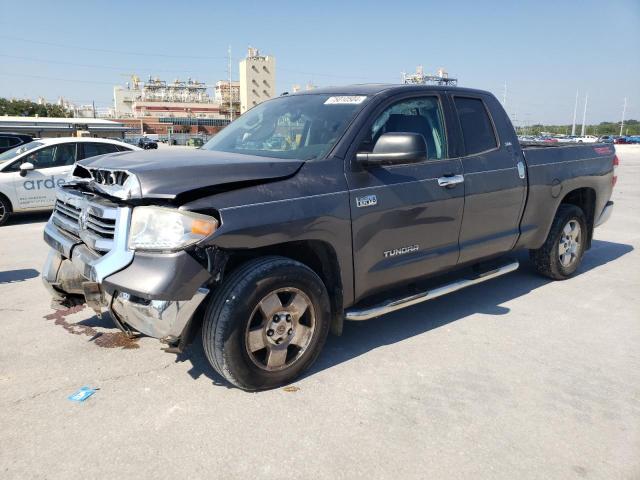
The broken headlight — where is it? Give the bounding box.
[128,206,218,252]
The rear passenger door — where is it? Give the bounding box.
[452,94,526,263]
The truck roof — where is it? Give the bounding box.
[290,84,491,97]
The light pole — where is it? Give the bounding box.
[620,97,627,136]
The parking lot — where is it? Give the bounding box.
[0,146,638,479]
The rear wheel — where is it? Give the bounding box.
[202,256,331,390]
[530,204,587,280]
[0,195,11,226]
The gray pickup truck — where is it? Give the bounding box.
[42,85,616,390]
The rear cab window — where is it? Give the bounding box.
[453,96,498,155]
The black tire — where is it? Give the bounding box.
[202,256,331,391]
[0,195,12,227]
[530,204,587,280]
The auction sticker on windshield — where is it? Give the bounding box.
[324,96,367,105]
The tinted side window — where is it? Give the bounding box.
[362,96,447,160]
[454,97,498,155]
[97,143,119,154]
[82,143,118,159]
[53,143,77,166]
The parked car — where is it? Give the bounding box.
[186,137,204,148]
[626,135,640,144]
[138,137,158,149]
[0,132,33,154]
[614,136,630,144]
[553,135,574,143]
[574,135,598,143]
[597,135,616,144]
[0,137,141,225]
[42,85,616,390]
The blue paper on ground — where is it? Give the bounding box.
[68,386,97,402]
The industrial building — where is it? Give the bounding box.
[239,47,276,114]
[112,75,229,136]
[401,65,457,86]
[113,75,222,119]
[108,47,276,136]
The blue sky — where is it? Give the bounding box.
[0,0,638,124]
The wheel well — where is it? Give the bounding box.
[559,187,596,249]
[222,241,344,335]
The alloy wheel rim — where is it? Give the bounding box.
[245,287,316,371]
[558,219,581,267]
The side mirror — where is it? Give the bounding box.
[19,162,34,177]
[356,132,427,166]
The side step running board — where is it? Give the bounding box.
[344,261,519,321]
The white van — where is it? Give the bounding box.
[0,137,141,225]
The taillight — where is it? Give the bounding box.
[612,155,619,187]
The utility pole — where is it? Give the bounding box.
[502,81,507,110]
[620,97,627,136]
[92,100,96,119]
[580,93,588,137]
[571,89,579,136]
[227,45,233,121]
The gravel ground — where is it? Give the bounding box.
[0,145,638,480]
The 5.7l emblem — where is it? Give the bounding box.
[356,194,377,208]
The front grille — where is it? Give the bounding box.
[52,192,119,254]
[85,212,116,240]
[54,199,81,224]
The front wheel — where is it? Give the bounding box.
[0,195,11,226]
[530,204,587,280]
[202,256,331,390]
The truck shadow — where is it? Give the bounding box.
[309,239,633,379]
[5,211,50,226]
[0,268,39,284]
[176,239,633,387]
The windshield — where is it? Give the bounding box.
[0,141,43,164]
[202,94,367,160]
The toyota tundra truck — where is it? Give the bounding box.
[42,85,617,390]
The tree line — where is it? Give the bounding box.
[0,98,70,118]
[516,119,639,136]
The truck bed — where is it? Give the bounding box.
[514,142,615,251]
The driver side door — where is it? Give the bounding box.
[346,94,465,302]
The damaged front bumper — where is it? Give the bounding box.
[42,218,210,343]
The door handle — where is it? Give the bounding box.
[437,174,464,187]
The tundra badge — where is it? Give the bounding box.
[356,194,377,208]
[383,244,419,258]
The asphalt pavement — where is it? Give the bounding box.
[1,146,638,479]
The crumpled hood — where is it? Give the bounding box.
[78,148,304,199]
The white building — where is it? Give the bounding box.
[239,47,276,114]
